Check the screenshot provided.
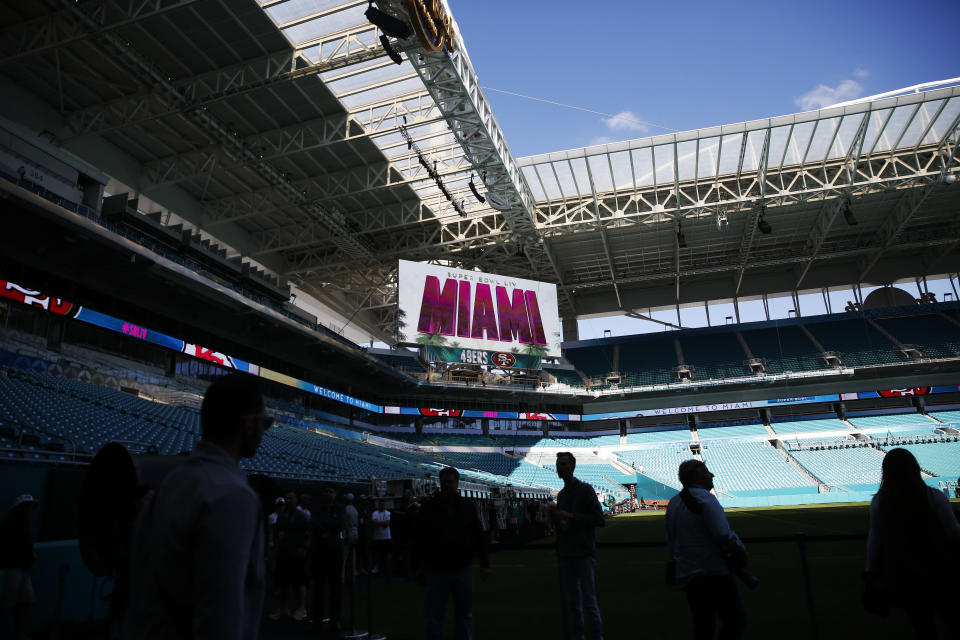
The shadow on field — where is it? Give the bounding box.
[262,503,943,639]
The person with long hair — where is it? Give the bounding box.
[866,447,960,638]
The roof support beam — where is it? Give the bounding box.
[380,0,574,313]
[794,111,871,289]
[64,24,384,140]
[141,114,363,190]
[0,0,202,65]
[58,1,377,266]
[857,186,935,282]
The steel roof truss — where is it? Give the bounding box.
[0,0,202,65]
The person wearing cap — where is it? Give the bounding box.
[125,373,271,640]
[1,494,39,640]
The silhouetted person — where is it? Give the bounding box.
[270,491,308,620]
[343,493,359,580]
[0,494,39,640]
[552,451,604,640]
[310,485,344,631]
[666,460,747,640]
[865,448,960,638]
[371,500,392,580]
[415,467,490,640]
[124,374,272,639]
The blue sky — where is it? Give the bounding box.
[451,0,960,158]
[444,0,960,339]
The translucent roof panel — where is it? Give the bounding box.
[717,133,743,176]
[569,158,591,197]
[587,155,614,194]
[697,137,720,179]
[632,148,654,187]
[742,130,766,173]
[767,125,791,169]
[804,117,839,163]
[926,97,960,145]
[609,151,634,191]
[676,140,697,182]
[654,145,674,185]
[783,121,815,166]
[522,166,546,201]
[873,105,916,152]
[519,84,959,210]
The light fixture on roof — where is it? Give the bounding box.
[676,221,687,248]
[379,34,404,65]
[715,210,728,231]
[365,3,411,39]
[756,206,772,235]
[468,175,485,204]
[841,198,857,226]
[939,170,957,185]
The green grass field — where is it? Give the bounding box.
[348,501,956,640]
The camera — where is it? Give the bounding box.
[725,551,760,590]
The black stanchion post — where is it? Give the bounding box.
[795,532,820,640]
[349,546,356,636]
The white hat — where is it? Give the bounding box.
[275,497,285,504]
[344,493,354,500]
[13,494,38,508]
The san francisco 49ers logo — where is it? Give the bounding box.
[878,387,930,397]
[491,352,516,368]
[419,408,463,417]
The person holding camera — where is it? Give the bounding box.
[666,460,749,640]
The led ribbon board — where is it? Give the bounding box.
[0,278,379,413]
[398,260,561,359]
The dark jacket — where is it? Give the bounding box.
[556,477,605,558]
[0,514,35,570]
[415,495,489,571]
[310,503,345,558]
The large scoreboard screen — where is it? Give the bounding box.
[397,260,561,359]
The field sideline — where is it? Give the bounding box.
[347,500,957,640]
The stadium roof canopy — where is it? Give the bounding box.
[1,0,959,343]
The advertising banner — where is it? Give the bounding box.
[397,260,561,358]
[1,277,380,413]
[581,394,843,422]
[422,345,542,370]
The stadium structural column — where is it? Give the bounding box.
[481,418,489,436]
[561,316,579,342]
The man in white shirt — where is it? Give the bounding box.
[125,373,271,640]
[665,459,747,640]
[370,500,392,581]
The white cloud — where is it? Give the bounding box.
[602,110,649,133]
[795,79,863,111]
[853,68,870,79]
[588,136,614,146]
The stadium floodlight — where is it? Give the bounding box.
[365,3,411,39]
[676,222,687,248]
[468,175,485,204]
[379,35,404,65]
[756,207,772,235]
[715,210,728,231]
[841,199,857,226]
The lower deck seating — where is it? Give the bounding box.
[788,445,885,487]
[700,442,816,494]
[770,418,849,434]
[892,440,960,478]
